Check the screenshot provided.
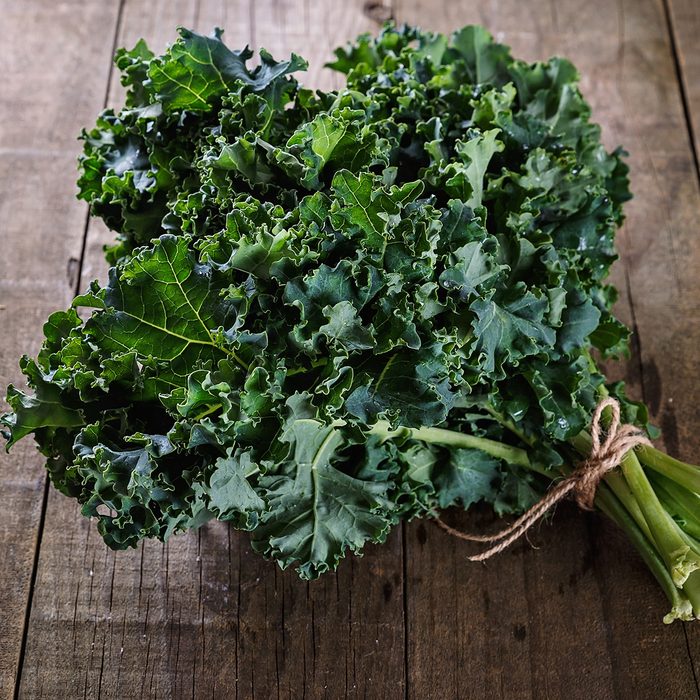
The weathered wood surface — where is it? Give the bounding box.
[0,1,122,696]
[0,0,699,698]
[666,0,700,176]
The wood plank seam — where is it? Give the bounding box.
[10,478,50,700]
[681,628,700,698]
[661,0,700,185]
[385,3,406,689]
[11,1,128,697]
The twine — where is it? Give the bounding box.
[434,397,652,561]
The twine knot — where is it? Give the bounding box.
[571,397,652,510]
[434,397,652,561]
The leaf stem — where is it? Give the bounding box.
[636,445,700,494]
[368,420,532,468]
[193,403,222,421]
[569,432,653,539]
[286,358,329,376]
[483,404,535,447]
[472,400,700,617]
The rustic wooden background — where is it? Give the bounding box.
[1,0,699,697]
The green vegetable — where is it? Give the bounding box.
[4,25,700,622]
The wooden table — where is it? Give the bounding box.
[1,0,699,697]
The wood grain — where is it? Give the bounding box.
[0,1,122,697]
[17,1,407,698]
[395,0,700,697]
[666,0,700,177]
[4,0,700,697]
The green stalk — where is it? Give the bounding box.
[567,392,700,590]
[619,450,700,587]
[682,571,700,617]
[369,420,533,469]
[483,405,535,447]
[461,401,693,620]
[567,435,695,620]
[675,531,700,615]
[286,358,329,377]
[193,403,222,421]
[604,472,654,541]
[676,526,700,558]
[595,484,694,623]
[637,445,700,493]
[650,472,700,540]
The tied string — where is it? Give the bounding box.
[434,397,652,561]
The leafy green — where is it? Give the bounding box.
[18,24,698,606]
[252,415,395,578]
[79,234,242,371]
[149,28,307,112]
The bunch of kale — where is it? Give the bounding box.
[5,25,679,590]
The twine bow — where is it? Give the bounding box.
[435,397,652,561]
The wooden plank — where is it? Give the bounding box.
[666,0,700,177]
[395,0,700,697]
[0,1,123,697]
[19,1,407,698]
[639,0,700,681]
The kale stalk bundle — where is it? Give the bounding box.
[4,25,700,623]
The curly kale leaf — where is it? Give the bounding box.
[149,28,307,112]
